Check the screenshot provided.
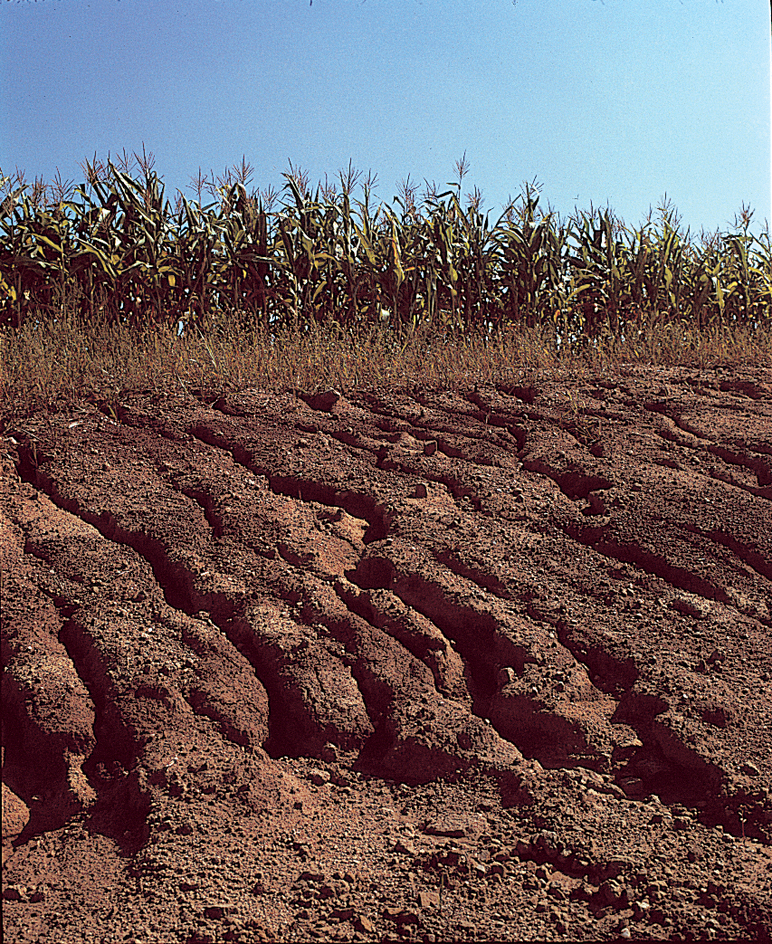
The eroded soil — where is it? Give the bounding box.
[2,365,772,943]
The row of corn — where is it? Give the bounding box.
[1,159,770,340]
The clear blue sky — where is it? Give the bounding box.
[2,0,769,233]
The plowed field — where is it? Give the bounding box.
[2,365,772,942]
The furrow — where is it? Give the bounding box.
[20,464,363,759]
[0,563,99,837]
[350,549,637,775]
[643,401,713,440]
[520,457,612,502]
[174,484,226,538]
[286,573,524,785]
[12,438,276,750]
[376,454,483,512]
[565,525,731,605]
[370,392,517,451]
[55,611,153,851]
[189,424,394,544]
[709,444,772,491]
[523,601,639,697]
[349,548,530,701]
[333,581,468,699]
[431,548,512,599]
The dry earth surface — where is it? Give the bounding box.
[2,364,772,943]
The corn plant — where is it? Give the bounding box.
[1,155,770,345]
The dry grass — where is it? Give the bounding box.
[2,305,770,430]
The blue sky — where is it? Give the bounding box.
[2,0,770,233]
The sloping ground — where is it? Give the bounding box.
[2,364,772,943]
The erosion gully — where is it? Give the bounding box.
[2,365,771,942]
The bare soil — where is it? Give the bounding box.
[2,364,771,943]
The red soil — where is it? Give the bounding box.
[2,365,771,942]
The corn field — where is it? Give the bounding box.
[1,153,770,344]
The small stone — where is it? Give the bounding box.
[182,930,209,944]
[670,595,708,618]
[384,907,419,925]
[2,884,24,901]
[423,818,466,838]
[497,667,516,687]
[354,916,374,933]
[320,743,338,762]
[308,768,331,786]
[307,389,341,412]
[606,856,633,877]
[1,783,30,851]
[599,880,624,906]
[740,762,760,777]
[393,839,416,856]
[418,891,440,909]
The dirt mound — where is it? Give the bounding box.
[2,365,772,942]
